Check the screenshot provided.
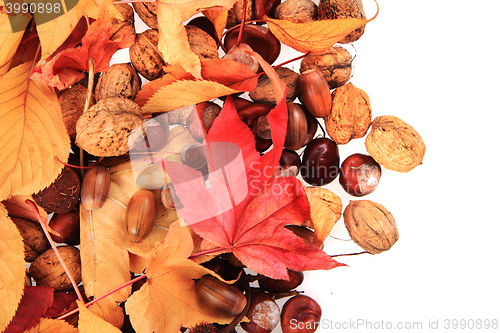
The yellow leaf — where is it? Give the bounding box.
[125,221,234,333]
[305,187,342,247]
[203,8,228,43]
[0,203,26,332]
[156,0,238,78]
[0,62,70,201]
[25,317,79,333]
[142,79,239,113]
[0,13,30,78]
[78,300,122,333]
[265,3,378,54]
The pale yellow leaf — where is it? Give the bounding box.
[78,300,122,333]
[305,187,342,247]
[24,317,79,333]
[0,13,30,78]
[156,0,238,78]
[0,62,70,201]
[142,79,239,113]
[0,203,26,332]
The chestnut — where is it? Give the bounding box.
[223,25,281,65]
[281,295,322,333]
[49,210,80,245]
[254,0,281,20]
[238,103,273,127]
[339,153,382,197]
[300,137,340,186]
[241,291,280,333]
[258,269,304,293]
[279,149,301,177]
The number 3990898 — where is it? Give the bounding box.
[5,2,61,14]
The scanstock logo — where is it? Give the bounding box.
[5,0,79,32]
[128,107,248,224]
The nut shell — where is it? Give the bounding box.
[299,69,332,118]
[365,116,426,173]
[129,29,165,81]
[343,200,398,254]
[29,245,82,292]
[300,46,352,89]
[325,82,372,145]
[110,3,136,42]
[227,0,254,28]
[250,67,300,104]
[185,25,218,60]
[132,1,158,29]
[95,63,141,101]
[318,0,366,43]
[81,165,111,210]
[125,189,157,242]
[275,0,318,23]
[11,216,50,262]
[75,98,144,157]
[59,85,95,138]
[195,275,247,316]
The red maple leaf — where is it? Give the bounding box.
[162,55,344,280]
[30,12,134,90]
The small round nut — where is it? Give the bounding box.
[95,63,141,101]
[275,0,318,23]
[75,98,144,157]
[343,200,398,254]
[29,245,82,292]
[129,29,166,81]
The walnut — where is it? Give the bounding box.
[132,1,158,29]
[274,0,318,23]
[227,0,254,28]
[11,216,50,262]
[75,98,144,157]
[300,45,352,89]
[365,116,426,173]
[29,245,82,292]
[325,82,372,145]
[95,63,141,101]
[318,0,366,43]
[129,29,166,81]
[59,85,95,138]
[343,200,398,254]
[185,25,218,60]
[110,3,136,42]
[249,67,300,104]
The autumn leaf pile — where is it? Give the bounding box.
[0,0,385,332]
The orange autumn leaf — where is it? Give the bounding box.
[0,62,70,201]
[0,13,30,78]
[77,301,122,333]
[201,58,259,90]
[142,79,239,113]
[125,221,235,333]
[2,195,48,222]
[304,187,342,247]
[265,3,378,54]
[202,8,228,43]
[0,204,26,332]
[24,317,78,333]
[156,0,238,78]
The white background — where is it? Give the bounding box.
[116,1,500,332]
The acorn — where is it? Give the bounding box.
[81,165,111,210]
[284,103,308,151]
[299,69,332,118]
[195,275,247,316]
[125,189,157,242]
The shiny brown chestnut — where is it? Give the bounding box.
[339,153,382,197]
[241,291,280,333]
[279,149,301,177]
[223,25,281,65]
[258,269,304,293]
[238,103,273,127]
[300,137,340,186]
[49,210,80,245]
[281,295,322,333]
[254,0,281,20]
[303,106,318,146]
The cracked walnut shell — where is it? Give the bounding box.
[344,200,398,254]
[325,82,372,145]
[365,115,426,173]
[75,98,144,157]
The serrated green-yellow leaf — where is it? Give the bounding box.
[142,79,239,113]
[0,62,70,201]
[0,203,26,332]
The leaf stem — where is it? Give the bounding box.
[236,0,248,47]
[221,284,251,333]
[25,200,85,303]
[273,52,308,68]
[57,274,147,320]
[330,251,368,258]
[188,247,228,259]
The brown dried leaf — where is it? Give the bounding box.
[305,187,342,247]
[365,115,426,172]
[325,82,372,145]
